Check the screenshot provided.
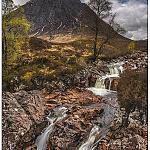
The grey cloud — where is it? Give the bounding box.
[111,0,147,40]
[81,0,147,40]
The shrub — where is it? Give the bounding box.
[21,71,34,82]
[29,37,51,50]
[117,69,147,126]
[128,41,135,53]
[66,55,77,64]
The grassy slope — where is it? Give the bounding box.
[4,34,147,91]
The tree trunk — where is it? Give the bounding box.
[2,31,8,67]
[97,36,109,58]
[93,17,98,62]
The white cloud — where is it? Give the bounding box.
[111,0,148,40]
[13,0,28,5]
[81,0,89,3]
[81,0,147,40]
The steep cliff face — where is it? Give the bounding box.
[22,0,124,39]
[23,0,83,35]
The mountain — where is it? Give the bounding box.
[21,0,147,51]
[22,0,83,35]
[22,0,125,38]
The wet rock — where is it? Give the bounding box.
[45,89,102,109]
[108,125,147,150]
[42,89,103,150]
[16,120,48,149]
[88,74,97,87]
[110,79,119,91]
[2,90,46,150]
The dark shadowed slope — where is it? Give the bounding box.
[23,0,83,35]
[22,0,125,39]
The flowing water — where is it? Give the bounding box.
[36,62,124,150]
[80,62,123,150]
[78,125,100,150]
[88,62,124,96]
[79,94,118,150]
[95,76,107,89]
[36,107,68,150]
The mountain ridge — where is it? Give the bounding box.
[21,0,147,51]
[22,0,126,39]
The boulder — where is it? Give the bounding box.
[2,90,46,150]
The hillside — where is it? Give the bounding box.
[3,0,147,92]
[21,0,147,52]
[22,0,125,38]
[22,0,83,35]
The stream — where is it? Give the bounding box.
[35,107,68,150]
[79,62,123,150]
[35,62,124,150]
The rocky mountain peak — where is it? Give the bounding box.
[22,0,130,41]
[23,0,83,35]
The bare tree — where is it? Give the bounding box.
[88,0,112,61]
[96,13,126,58]
[88,0,125,61]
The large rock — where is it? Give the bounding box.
[108,125,147,150]
[45,89,106,150]
[2,90,46,150]
[21,89,104,149]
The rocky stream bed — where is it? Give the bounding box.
[2,51,148,150]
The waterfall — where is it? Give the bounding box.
[36,119,55,150]
[108,65,120,75]
[88,62,124,96]
[95,76,107,89]
[78,125,100,150]
[84,62,123,149]
[109,66,115,75]
[36,107,68,150]
[109,78,113,90]
[114,66,120,74]
[79,97,118,150]
[119,65,124,73]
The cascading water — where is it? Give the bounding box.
[119,65,124,73]
[108,66,119,75]
[36,107,68,150]
[95,76,107,89]
[79,96,118,150]
[109,78,113,90]
[107,64,121,77]
[79,125,100,150]
[114,66,120,74]
[88,62,124,96]
[82,62,123,150]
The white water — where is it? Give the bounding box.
[88,62,124,96]
[36,107,68,150]
[95,76,107,89]
[109,78,113,90]
[79,96,118,150]
[80,62,123,150]
[79,125,100,150]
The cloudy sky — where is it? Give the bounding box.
[13,0,148,40]
[110,0,147,40]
